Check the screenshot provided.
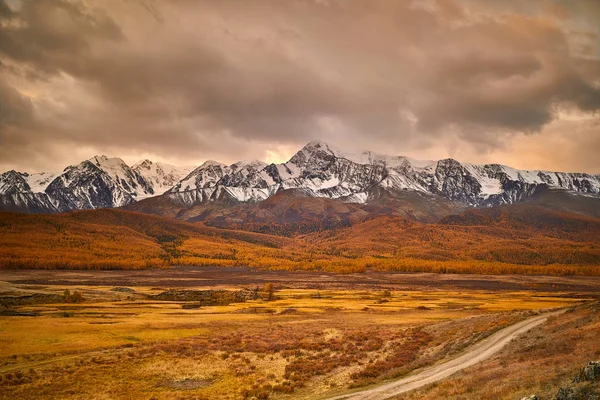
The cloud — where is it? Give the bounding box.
[0,77,33,127]
[0,0,599,173]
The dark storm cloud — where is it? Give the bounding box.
[0,0,123,74]
[0,0,599,172]
[0,0,11,17]
[0,80,32,126]
[403,11,600,138]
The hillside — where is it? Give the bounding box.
[125,188,469,235]
[1,206,599,275]
[0,210,290,270]
[300,211,600,274]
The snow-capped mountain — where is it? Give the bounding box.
[168,159,279,203]
[0,170,61,213]
[1,141,600,214]
[165,140,600,207]
[132,160,193,197]
[0,171,31,196]
[45,156,152,210]
[27,172,60,193]
[0,156,190,213]
[0,170,59,195]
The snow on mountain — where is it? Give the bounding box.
[45,158,142,210]
[0,171,31,195]
[46,155,195,209]
[463,164,503,198]
[0,170,62,213]
[1,156,190,212]
[168,159,277,202]
[2,141,600,214]
[166,140,600,207]
[276,140,388,198]
[0,170,59,196]
[26,172,59,193]
[88,155,151,197]
[170,160,231,192]
[132,160,192,197]
[226,160,273,187]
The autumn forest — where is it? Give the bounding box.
[1,203,599,276]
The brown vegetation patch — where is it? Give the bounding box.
[157,378,213,390]
[147,289,259,305]
[0,293,63,307]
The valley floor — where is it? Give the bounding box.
[3,266,600,293]
[0,268,598,400]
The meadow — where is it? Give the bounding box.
[0,269,592,400]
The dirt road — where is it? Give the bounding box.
[326,310,563,400]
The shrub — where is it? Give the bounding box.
[264,283,274,301]
[63,289,85,303]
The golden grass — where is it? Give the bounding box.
[0,288,585,358]
[394,300,600,400]
[0,281,587,400]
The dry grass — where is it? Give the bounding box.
[393,300,600,400]
[0,280,586,400]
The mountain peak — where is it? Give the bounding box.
[1,170,25,177]
[231,160,268,169]
[289,140,341,166]
[306,139,332,148]
[303,140,340,154]
[200,160,226,168]
[88,155,128,168]
[0,170,30,196]
[90,155,108,162]
[132,159,153,169]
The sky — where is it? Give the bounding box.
[1,0,599,174]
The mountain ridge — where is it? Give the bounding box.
[1,141,599,216]
[164,140,600,209]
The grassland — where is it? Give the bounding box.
[0,270,591,400]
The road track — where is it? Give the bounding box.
[326,310,563,400]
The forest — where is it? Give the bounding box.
[1,208,599,276]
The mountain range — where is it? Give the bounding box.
[2,141,600,273]
[2,141,600,230]
[0,156,192,213]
